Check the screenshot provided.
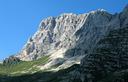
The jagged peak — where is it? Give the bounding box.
[90,9,106,13]
[60,13,77,16]
[30,9,112,44]
[39,9,108,24]
[58,9,107,17]
[39,16,55,29]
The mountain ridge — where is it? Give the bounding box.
[0,5,128,82]
[16,8,123,70]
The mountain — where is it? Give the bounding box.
[17,9,121,70]
[0,4,128,82]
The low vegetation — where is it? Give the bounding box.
[0,64,80,82]
[0,56,49,76]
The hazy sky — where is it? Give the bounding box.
[0,0,128,60]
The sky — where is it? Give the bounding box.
[0,0,128,61]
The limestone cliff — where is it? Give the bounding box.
[16,7,126,70]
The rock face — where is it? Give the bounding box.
[16,5,128,70]
[70,5,128,82]
[0,4,128,82]
[78,26,128,82]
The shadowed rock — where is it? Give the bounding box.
[3,56,20,65]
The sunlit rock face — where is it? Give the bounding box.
[17,13,88,61]
[16,6,127,70]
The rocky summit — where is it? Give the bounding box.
[0,5,128,82]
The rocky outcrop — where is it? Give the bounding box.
[3,56,20,65]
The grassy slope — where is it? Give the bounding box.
[0,56,49,76]
[0,64,80,82]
